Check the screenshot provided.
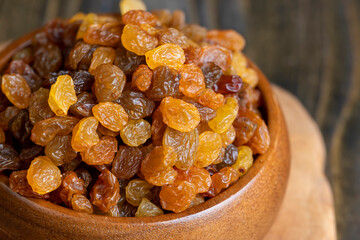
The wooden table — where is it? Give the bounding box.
[1,1,359,239]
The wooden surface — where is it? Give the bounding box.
[0,1,358,239]
[264,86,336,240]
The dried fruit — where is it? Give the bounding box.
[93,64,126,102]
[158,28,189,48]
[145,66,181,101]
[194,131,222,168]
[0,143,21,171]
[122,10,158,26]
[1,74,31,109]
[220,125,236,147]
[179,63,205,98]
[71,194,93,213]
[120,0,147,15]
[121,24,158,55]
[163,127,198,170]
[114,45,145,75]
[71,117,100,152]
[132,64,152,91]
[92,102,128,132]
[208,97,239,134]
[29,88,55,124]
[69,92,97,118]
[212,167,239,195]
[120,119,151,147]
[84,22,122,46]
[181,24,207,42]
[205,30,245,52]
[8,109,32,145]
[90,169,120,212]
[33,41,62,77]
[0,128,5,144]
[232,146,253,176]
[31,116,79,146]
[159,181,196,213]
[80,136,117,165]
[135,198,164,217]
[67,41,92,70]
[197,89,225,110]
[200,62,223,89]
[169,10,185,29]
[126,179,154,206]
[151,9,171,26]
[233,116,257,146]
[151,107,166,146]
[213,75,242,94]
[199,46,232,71]
[7,60,42,92]
[59,171,86,206]
[9,170,50,199]
[27,156,62,194]
[216,144,238,169]
[160,97,200,132]
[189,194,205,207]
[145,43,185,70]
[175,166,211,193]
[89,47,116,73]
[48,75,77,116]
[111,145,143,179]
[45,135,77,166]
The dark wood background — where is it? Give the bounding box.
[0,0,359,239]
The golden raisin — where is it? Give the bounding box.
[132,64,153,91]
[48,75,77,116]
[145,43,185,70]
[1,74,31,109]
[125,179,154,206]
[84,22,122,47]
[80,136,118,165]
[135,198,164,217]
[76,13,98,40]
[208,97,239,134]
[27,156,62,194]
[122,10,158,26]
[9,170,50,199]
[179,63,205,98]
[212,167,240,195]
[232,146,253,176]
[71,194,93,213]
[220,124,236,147]
[120,119,151,147]
[160,97,200,133]
[71,117,100,152]
[45,135,77,166]
[194,131,223,168]
[205,30,245,52]
[159,181,196,213]
[121,24,158,55]
[199,45,232,71]
[89,47,116,73]
[92,102,128,132]
[120,0,147,15]
[176,166,211,193]
[197,89,225,110]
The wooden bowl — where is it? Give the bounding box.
[0,28,290,240]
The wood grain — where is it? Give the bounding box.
[0,1,359,239]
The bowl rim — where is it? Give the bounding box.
[0,26,283,224]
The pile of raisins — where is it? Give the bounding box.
[0,5,270,217]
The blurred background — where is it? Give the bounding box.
[0,0,359,239]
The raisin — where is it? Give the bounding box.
[97,124,119,137]
[0,143,21,171]
[71,117,100,152]
[1,74,31,109]
[111,145,143,179]
[239,67,259,88]
[7,60,42,92]
[75,168,92,188]
[160,97,200,132]
[0,89,10,113]
[90,169,120,212]
[213,75,242,94]
[151,107,166,146]
[71,194,93,213]
[189,194,205,208]
[233,116,257,146]
[194,131,223,168]
[11,47,34,64]
[84,21,122,47]
[145,66,181,101]
[182,97,216,122]
[163,127,198,170]
[76,13,99,40]
[237,83,261,111]
[61,155,82,172]
[158,28,189,48]
[122,10,158,26]
[212,147,225,164]
[69,92,97,118]
[92,102,128,132]
[19,144,44,169]
[114,87,155,120]
[45,19,65,45]
[120,119,151,147]
[151,9,172,26]
[121,24,158,55]
[237,110,270,154]
[181,24,207,42]
[175,166,211,193]
[62,20,82,47]
[120,0,147,15]
[197,89,225,110]
[114,45,145,75]
[9,170,50,199]
[48,75,77,116]
[199,46,232,72]
[220,125,236,147]
[125,179,154,206]
[145,43,185,70]
[118,202,137,217]
[67,41,92,70]
[33,41,62,77]
[179,63,205,98]
[71,70,95,94]
[232,146,253,176]
[0,128,5,144]
[80,136,117,165]
[131,64,153,92]
[89,47,116,73]
[45,135,77,166]
[159,181,196,213]
[140,146,177,186]
[217,144,238,169]
[93,64,126,102]
[169,10,185,29]
[212,167,239,195]
[8,109,32,145]
[29,88,55,124]
[200,62,223,89]
[27,156,62,194]
[135,198,164,217]
[205,30,245,52]
[208,97,239,134]
[31,116,79,146]
[59,171,86,206]
[226,51,247,76]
